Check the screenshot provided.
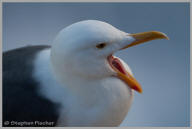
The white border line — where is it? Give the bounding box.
[0,0,191,128]
[190,0,192,127]
[1,0,191,2]
[0,1,2,128]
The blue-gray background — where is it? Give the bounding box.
[3,3,190,127]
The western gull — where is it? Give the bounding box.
[3,20,168,127]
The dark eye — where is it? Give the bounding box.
[96,43,107,49]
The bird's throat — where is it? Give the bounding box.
[107,55,142,93]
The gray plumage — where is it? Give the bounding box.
[3,46,60,127]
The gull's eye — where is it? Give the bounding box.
[96,43,107,49]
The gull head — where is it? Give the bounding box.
[51,20,168,93]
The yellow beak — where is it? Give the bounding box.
[118,31,169,93]
[124,31,169,49]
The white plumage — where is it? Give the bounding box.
[34,20,135,126]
